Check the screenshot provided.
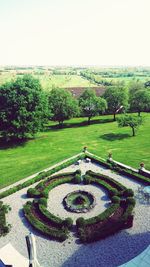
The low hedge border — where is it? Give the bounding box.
[27,173,76,198]
[85,153,150,185]
[0,201,11,237]
[84,175,120,198]
[38,204,73,229]
[35,170,80,192]
[0,154,85,199]
[77,203,119,227]
[86,170,126,191]
[77,172,135,243]
[23,202,69,242]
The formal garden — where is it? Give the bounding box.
[0,74,150,266]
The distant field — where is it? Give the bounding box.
[1,67,150,90]
[0,113,149,189]
[35,74,96,90]
[0,72,96,90]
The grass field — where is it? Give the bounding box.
[0,72,95,90]
[0,113,149,189]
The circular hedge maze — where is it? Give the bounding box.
[23,169,136,243]
[63,190,96,213]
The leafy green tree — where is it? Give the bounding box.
[117,114,142,136]
[48,88,79,127]
[0,75,48,141]
[104,86,129,121]
[129,89,150,116]
[79,89,107,124]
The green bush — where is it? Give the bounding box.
[0,201,11,237]
[38,204,64,227]
[87,170,126,191]
[27,188,41,198]
[123,188,134,197]
[75,169,81,175]
[111,196,120,203]
[23,202,68,241]
[73,174,81,184]
[83,175,91,185]
[38,198,47,207]
[63,217,73,228]
[108,188,119,198]
[76,217,85,228]
[85,153,150,185]
[126,197,136,206]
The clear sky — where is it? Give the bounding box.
[0,0,150,66]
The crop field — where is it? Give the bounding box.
[0,113,149,189]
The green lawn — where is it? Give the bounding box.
[0,113,150,189]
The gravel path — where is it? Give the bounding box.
[47,184,109,224]
[0,160,150,267]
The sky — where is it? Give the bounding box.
[0,0,150,66]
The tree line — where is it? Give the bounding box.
[0,74,150,141]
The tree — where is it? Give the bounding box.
[0,74,48,141]
[104,85,129,121]
[48,88,79,127]
[79,89,107,124]
[117,114,142,136]
[129,89,150,116]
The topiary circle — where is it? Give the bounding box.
[63,190,96,213]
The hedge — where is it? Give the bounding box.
[40,176,74,199]
[38,204,73,228]
[86,170,126,191]
[84,174,121,198]
[85,153,150,185]
[77,203,119,227]
[0,201,11,237]
[23,202,69,241]
[0,154,85,199]
[36,170,78,191]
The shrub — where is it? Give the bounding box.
[75,169,81,175]
[76,217,85,228]
[38,204,64,227]
[126,197,136,206]
[111,196,120,203]
[108,189,119,198]
[23,202,69,241]
[27,188,41,198]
[84,203,119,225]
[73,174,81,184]
[83,175,91,185]
[0,201,11,237]
[63,217,73,228]
[38,198,47,207]
[123,188,134,197]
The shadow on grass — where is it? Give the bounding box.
[0,137,33,150]
[46,118,114,131]
[100,133,131,141]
